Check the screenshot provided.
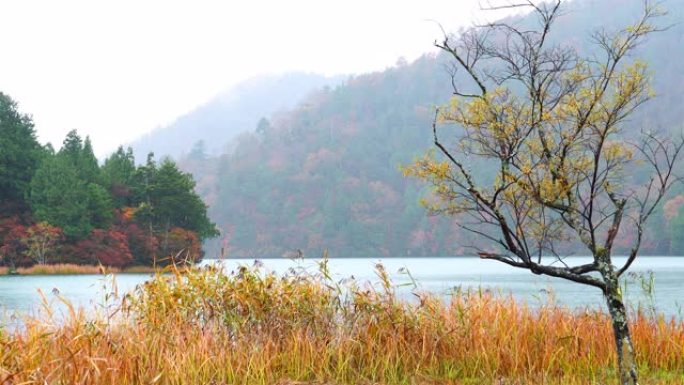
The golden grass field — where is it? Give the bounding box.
[0,262,682,384]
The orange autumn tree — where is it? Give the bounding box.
[403,1,683,384]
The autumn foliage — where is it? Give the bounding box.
[21,222,63,265]
[158,227,202,265]
[69,229,133,268]
[0,100,217,268]
[0,218,30,267]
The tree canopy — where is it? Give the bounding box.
[0,93,44,214]
[1,121,218,267]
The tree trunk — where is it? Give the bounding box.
[599,251,639,385]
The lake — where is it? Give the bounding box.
[1,256,683,321]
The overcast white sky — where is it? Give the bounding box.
[0,0,520,157]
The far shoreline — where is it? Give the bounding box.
[1,255,680,276]
[0,264,159,276]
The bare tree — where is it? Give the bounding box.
[404,1,682,384]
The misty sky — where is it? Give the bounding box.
[0,0,520,157]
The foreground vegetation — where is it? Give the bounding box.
[0,262,682,384]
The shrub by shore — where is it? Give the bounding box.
[0,262,682,384]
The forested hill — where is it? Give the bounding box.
[186,56,456,258]
[129,73,344,161]
[182,0,684,258]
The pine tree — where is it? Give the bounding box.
[102,146,137,207]
[30,132,113,239]
[0,93,44,214]
[29,154,92,239]
[132,155,218,246]
[59,130,101,183]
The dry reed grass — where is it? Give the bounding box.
[0,261,682,384]
[0,263,158,275]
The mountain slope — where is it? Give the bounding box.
[187,0,684,258]
[129,73,344,161]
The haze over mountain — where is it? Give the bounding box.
[128,73,344,161]
[175,0,684,258]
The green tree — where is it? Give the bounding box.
[102,146,137,207]
[133,154,218,243]
[255,117,271,138]
[188,140,207,161]
[30,132,113,239]
[80,136,101,183]
[131,153,158,233]
[86,182,113,229]
[59,130,101,183]
[29,155,92,239]
[0,93,44,213]
[152,158,218,239]
[61,131,112,228]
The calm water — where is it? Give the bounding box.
[0,256,682,320]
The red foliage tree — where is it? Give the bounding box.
[71,229,133,268]
[0,222,30,268]
[122,223,158,266]
[113,208,158,266]
[159,227,202,265]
